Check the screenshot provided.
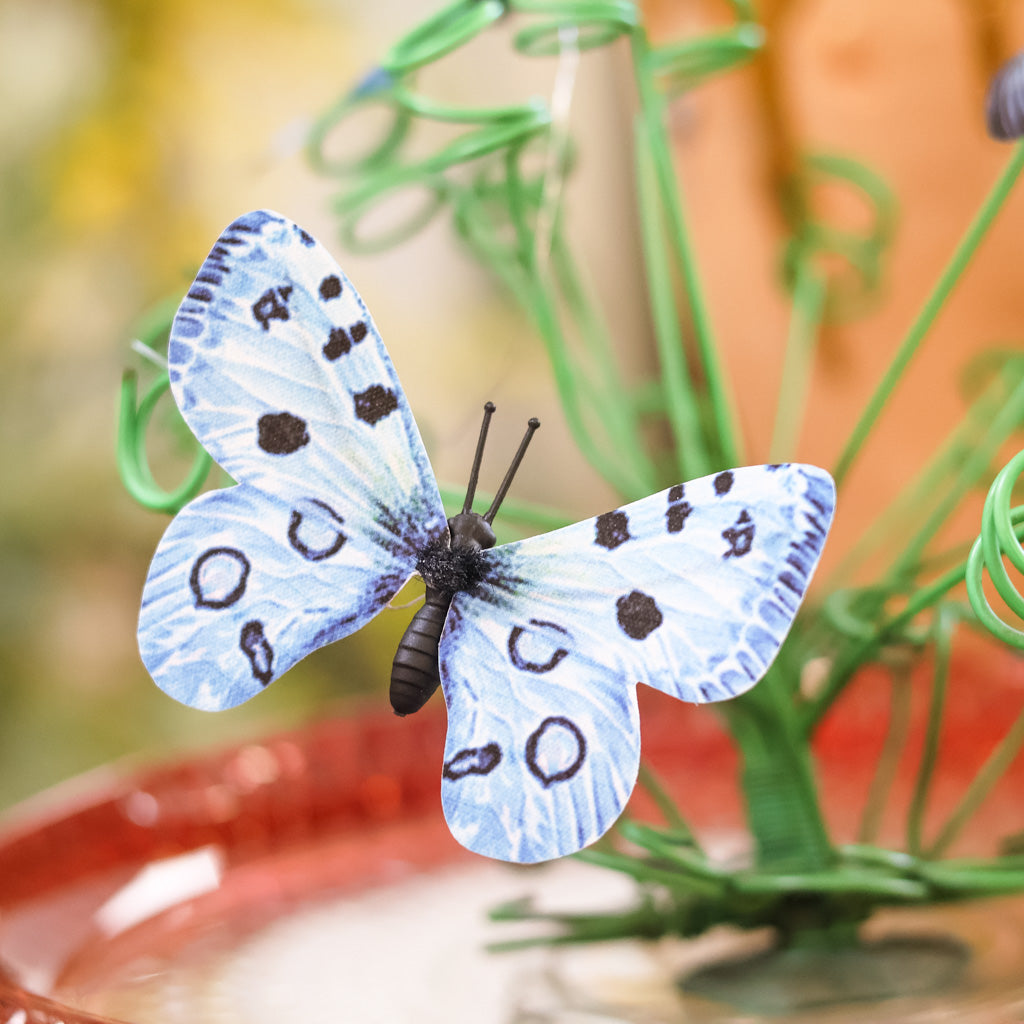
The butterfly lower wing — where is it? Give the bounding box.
[438,604,641,863]
[140,485,417,709]
[438,464,834,862]
[140,210,448,709]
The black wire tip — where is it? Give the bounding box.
[986,52,1024,141]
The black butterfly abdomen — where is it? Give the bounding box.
[390,526,491,717]
[390,585,452,716]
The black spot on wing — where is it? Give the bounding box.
[595,510,630,549]
[723,509,755,558]
[240,620,273,686]
[666,483,694,534]
[190,547,250,609]
[353,385,398,426]
[323,321,368,361]
[257,412,310,455]
[616,590,663,640]
[319,275,342,301]
[525,717,586,787]
[187,286,213,303]
[443,743,502,781]
[252,285,293,331]
[714,471,734,495]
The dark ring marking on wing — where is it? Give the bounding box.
[526,716,586,787]
[507,619,570,674]
[190,547,250,609]
[287,499,347,561]
[443,742,502,780]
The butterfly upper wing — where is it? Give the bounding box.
[139,210,447,710]
[438,464,835,862]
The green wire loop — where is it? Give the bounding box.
[117,370,213,515]
[508,0,638,56]
[781,152,897,323]
[965,450,1024,649]
[332,171,451,255]
[647,23,764,94]
[331,106,550,253]
[117,301,213,515]
[306,68,412,178]
[381,0,506,74]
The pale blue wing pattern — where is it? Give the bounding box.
[438,464,834,862]
[139,210,447,709]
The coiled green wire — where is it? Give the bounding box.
[966,448,1024,649]
[116,304,213,514]
[781,152,897,324]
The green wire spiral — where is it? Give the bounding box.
[116,304,213,515]
[966,449,1024,649]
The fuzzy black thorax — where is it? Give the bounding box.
[416,510,497,595]
[416,537,490,596]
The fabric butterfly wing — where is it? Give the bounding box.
[437,464,835,862]
[139,210,447,710]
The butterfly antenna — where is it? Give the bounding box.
[483,417,540,524]
[462,402,496,514]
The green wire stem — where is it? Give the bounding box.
[770,256,826,462]
[833,140,1024,488]
[631,27,745,470]
[906,608,955,857]
[634,118,708,480]
[925,696,1024,859]
[856,659,914,846]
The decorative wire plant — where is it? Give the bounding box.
[118,0,1024,965]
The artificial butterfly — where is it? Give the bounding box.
[138,210,836,863]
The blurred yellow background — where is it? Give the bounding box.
[3,0,1024,812]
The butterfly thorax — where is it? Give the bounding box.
[416,512,496,597]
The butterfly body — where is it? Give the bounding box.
[139,209,837,863]
[390,510,497,716]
